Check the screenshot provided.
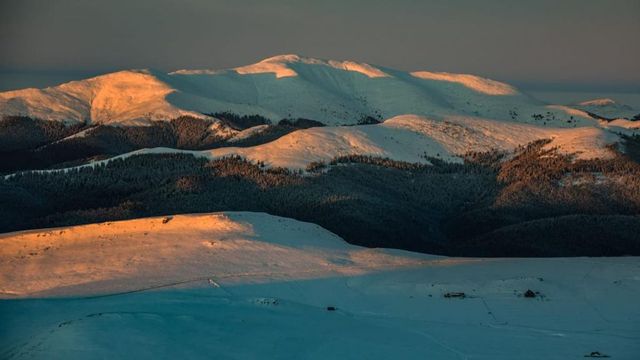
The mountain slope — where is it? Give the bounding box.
[1,212,638,359]
[0,55,596,126]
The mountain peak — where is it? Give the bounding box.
[234,54,389,78]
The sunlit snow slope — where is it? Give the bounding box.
[0,212,425,297]
[1,212,638,359]
[0,54,596,126]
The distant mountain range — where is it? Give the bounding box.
[2,54,637,126]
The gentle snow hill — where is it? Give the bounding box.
[0,54,597,126]
[1,212,639,359]
[574,98,639,120]
[0,212,428,297]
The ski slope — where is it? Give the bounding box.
[0,55,597,126]
[1,212,638,359]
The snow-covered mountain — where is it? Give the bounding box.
[0,54,595,126]
[0,70,206,126]
[1,212,638,359]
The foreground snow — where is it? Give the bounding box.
[1,212,639,359]
[0,212,428,297]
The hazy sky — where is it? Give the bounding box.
[1,0,639,91]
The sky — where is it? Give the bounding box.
[0,0,639,92]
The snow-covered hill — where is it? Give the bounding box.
[574,98,639,120]
[0,54,595,126]
[0,212,425,297]
[19,114,616,176]
[1,212,638,359]
[202,114,616,166]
